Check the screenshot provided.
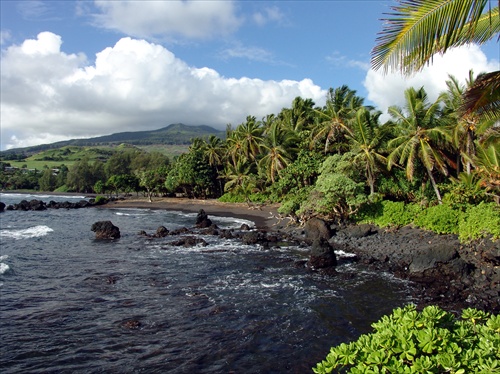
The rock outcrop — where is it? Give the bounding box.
[91,221,121,240]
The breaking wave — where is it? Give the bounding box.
[0,225,54,240]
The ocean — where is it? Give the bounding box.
[0,193,414,373]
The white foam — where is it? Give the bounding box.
[0,225,54,239]
[0,193,86,200]
[0,263,10,275]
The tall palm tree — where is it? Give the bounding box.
[259,120,296,184]
[347,108,388,195]
[387,87,452,203]
[236,116,264,163]
[311,85,365,153]
[371,0,500,119]
[442,73,478,175]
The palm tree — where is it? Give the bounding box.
[236,116,264,163]
[371,0,500,119]
[442,73,478,175]
[387,87,452,203]
[310,85,365,153]
[259,120,296,184]
[347,108,388,195]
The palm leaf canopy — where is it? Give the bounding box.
[372,0,500,75]
[461,70,500,120]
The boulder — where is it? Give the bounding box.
[0,202,5,212]
[154,226,169,238]
[91,221,121,239]
[195,209,213,228]
[308,238,337,269]
[342,224,377,238]
[304,218,331,243]
[168,236,208,247]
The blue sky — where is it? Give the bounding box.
[1,0,498,150]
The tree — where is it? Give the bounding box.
[236,115,264,163]
[258,120,296,184]
[347,108,388,195]
[371,0,500,119]
[311,86,365,153]
[387,87,452,203]
[39,168,56,192]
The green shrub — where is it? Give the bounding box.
[93,195,108,205]
[218,192,247,203]
[459,202,500,241]
[278,186,313,216]
[313,305,500,374]
[357,200,422,227]
[414,203,460,234]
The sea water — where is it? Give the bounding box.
[0,193,414,373]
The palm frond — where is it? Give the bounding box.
[372,0,499,74]
[461,70,500,121]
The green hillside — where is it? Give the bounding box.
[0,123,225,157]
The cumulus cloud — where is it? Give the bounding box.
[92,0,242,40]
[364,45,499,120]
[0,32,326,150]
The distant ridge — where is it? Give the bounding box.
[1,123,226,155]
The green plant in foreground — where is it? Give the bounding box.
[313,305,500,373]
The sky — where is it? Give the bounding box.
[1,0,499,151]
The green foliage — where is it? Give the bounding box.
[459,202,500,241]
[278,186,313,216]
[218,192,247,203]
[313,305,500,374]
[298,172,367,222]
[414,203,460,235]
[442,172,489,210]
[356,200,422,228]
[93,195,108,205]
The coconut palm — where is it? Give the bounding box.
[387,87,452,203]
[236,116,264,163]
[259,120,297,184]
[347,108,388,195]
[371,0,500,119]
[311,85,365,153]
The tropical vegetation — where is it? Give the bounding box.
[313,304,500,373]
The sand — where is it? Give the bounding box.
[102,197,287,230]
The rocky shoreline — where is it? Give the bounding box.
[1,194,498,314]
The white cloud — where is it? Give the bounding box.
[0,32,326,150]
[364,45,499,120]
[253,6,287,27]
[326,51,370,70]
[92,0,242,40]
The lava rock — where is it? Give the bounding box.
[91,221,121,239]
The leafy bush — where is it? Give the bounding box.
[298,173,367,222]
[218,192,247,203]
[93,195,108,205]
[414,203,460,235]
[459,202,500,241]
[277,186,313,216]
[313,305,500,374]
[356,200,422,227]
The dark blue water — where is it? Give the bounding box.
[0,193,414,373]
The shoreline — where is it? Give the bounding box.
[100,196,285,230]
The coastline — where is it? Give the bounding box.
[100,196,285,230]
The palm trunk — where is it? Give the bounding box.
[426,167,442,204]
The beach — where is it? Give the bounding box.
[102,196,286,230]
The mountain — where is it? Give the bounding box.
[1,124,226,156]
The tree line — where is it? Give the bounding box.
[1,75,498,224]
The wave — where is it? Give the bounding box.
[0,193,87,200]
[0,255,10,275]
[0,225,54,240]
